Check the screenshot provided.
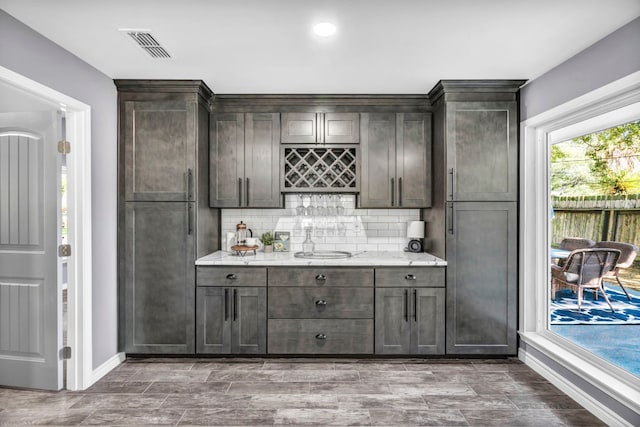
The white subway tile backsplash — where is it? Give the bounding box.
[220,193,420,252]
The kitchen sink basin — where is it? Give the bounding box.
[294,250,353,259]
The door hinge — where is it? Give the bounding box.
[57,140,70,154]
[58,244,71,257]
[62,346,72,360]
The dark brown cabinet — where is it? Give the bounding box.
[196,267,267,354]
[374,268,445,355]
[360,113,431,208]
[281,112,359,144]
[117,80,217,354]
[210,113,281,207]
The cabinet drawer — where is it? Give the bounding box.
[268,287,373,319]
[375,267,445,287]
[268,319,373,354]
[197,267,267,287]
[268,267,373,287]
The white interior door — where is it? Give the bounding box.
[0,111,63,390]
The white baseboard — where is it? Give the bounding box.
[519,347,632,427]
[87,352,126,388]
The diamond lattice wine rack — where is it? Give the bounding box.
[281,146,359,192]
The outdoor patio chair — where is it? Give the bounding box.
[551,248,621,312]
[594,241,639,301]
[559,237,596,251]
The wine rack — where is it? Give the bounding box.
[281,146,359,192]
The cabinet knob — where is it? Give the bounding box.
[405,274,416,281]
[315,300,328,306]
[315,274,327,281]
[315,333,327,340]
[226,273,237,280]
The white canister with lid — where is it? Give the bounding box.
[225,231,236,252]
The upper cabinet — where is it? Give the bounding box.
[281,112,359,144]
[359,112,432,208]
[122,100,196,202]
[446,101,518,201]
[210,113,281,208]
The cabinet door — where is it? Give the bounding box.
[446,101,518,201]
[123,101,196,202]
[324,113,360,144]
[445,202,517,355]
[281,112,317,144]
[359,113,396,208]
[374,288,411,354]
[411,288,445,354]
[196,287,231,354]
[123,202,195,353]
[231,287,267,354]
[245,113,282,207]
[396,113,431,208]
[210,113,244,207]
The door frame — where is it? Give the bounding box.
[0,65,92,391]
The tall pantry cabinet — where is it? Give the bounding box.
[426,80,525,355]
[116,80,218,354]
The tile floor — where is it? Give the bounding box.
[0,358,606,426]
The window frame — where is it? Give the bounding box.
[519,71,640,419]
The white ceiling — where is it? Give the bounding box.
[1,0,639,94]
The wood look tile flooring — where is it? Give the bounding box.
[0,358,605,426]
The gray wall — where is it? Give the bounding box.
[0,10,118,370]
[521,16,640,120]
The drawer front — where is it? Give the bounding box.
[268,267,373,287]
[197,267,267,287]
[268,319,373,354]
[375,267,445,288]
[268,287,373,319]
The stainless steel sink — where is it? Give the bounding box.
[294,250,353,259]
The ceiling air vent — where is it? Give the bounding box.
[123,30,171,59]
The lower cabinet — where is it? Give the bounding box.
[267,267,374,354]
[374,268,446,355]
[196,267,267,354]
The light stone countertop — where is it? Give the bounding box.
[195,250,447,267]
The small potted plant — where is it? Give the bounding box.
[260,232,275,253]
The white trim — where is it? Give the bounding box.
[520,70,640,420]
[0,65,92,391]
[519,337,634,427]
[89,352,125,385]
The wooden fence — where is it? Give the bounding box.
[551,195,640,247]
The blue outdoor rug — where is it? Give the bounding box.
[551,284,640,324]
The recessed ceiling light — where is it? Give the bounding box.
[314,22,336,37]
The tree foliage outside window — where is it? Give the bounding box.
[551,119,640,196]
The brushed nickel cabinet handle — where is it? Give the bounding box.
[448,168,455,200]
[315,300,327,306]
[315,333,327,340]
[405,274,416,281]
[226,273,237,280]
[448,203,455,235]
[188,203,193,235]
[187,168,194,201]
[315,274,327,281]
